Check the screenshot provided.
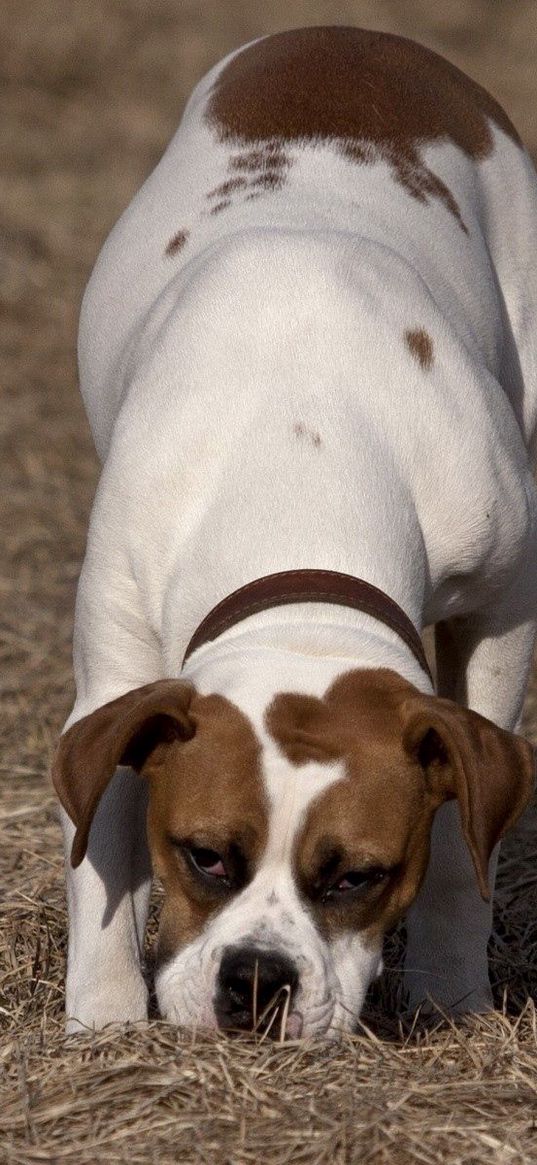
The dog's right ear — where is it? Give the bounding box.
[52,680,195,868]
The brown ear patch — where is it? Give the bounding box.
[405,328,434,370]
[52,680,195,867]
[401,695,535,899]
[206,27,521,229]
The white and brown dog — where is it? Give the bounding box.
[53,27,537,1038]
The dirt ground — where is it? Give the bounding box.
[3,2,537,1162]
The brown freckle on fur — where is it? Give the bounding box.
[250,170,285,191]
[229,150,267,172]
[380,154,468,233]
[207,177,248,198]
[165,229,189,257]
[405,328,434,370]
[294,421,322,449]
[226,146,292,199]
[210,199,232,215]
[206,28,521,231]
[229,147,290,173]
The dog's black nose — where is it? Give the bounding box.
[215,945,299,1032]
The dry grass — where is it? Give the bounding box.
[5,1012,537,1165]
[3,1,537,1161]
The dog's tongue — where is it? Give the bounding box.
[285,1012,303,1039]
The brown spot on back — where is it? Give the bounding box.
[206,28,521,229]
[207,177,248,198]
[227,146,292,201]
[229,148,290,173]
[165,229,189,257]
[250,170,286,191]
[293,421,322,449]
[405,327,434,370]
[210,199,232,215]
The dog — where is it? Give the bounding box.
[53,27,537,1038]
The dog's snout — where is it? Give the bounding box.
[214,945,299,1033]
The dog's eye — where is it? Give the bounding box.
[330,867,388,895]
[168,836,243,892]
[189,847,228,879]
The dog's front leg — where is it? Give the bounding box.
[60,766,152,1033]
[405,607,537,1015]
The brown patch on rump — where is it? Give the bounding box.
[405,327,434,370]
[147,693,268,956]
[206,28,521,230]
[165,229,189,257]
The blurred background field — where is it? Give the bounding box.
[2,3,537,1161]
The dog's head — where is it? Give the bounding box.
[53,668,534,1037]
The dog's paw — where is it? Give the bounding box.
[403,970,494,1018]
[65,976,149,1034]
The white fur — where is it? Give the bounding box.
[61,35,537,1033]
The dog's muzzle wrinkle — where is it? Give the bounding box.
[214,944,299,1034]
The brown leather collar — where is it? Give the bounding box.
[182,569,433,682]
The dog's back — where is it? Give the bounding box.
[78,27,537,465]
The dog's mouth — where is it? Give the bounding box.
[283,1010,303,1039]
[253,985,303,1041]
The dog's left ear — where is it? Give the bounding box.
[52,680,195,868]
[401,695,535,900]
